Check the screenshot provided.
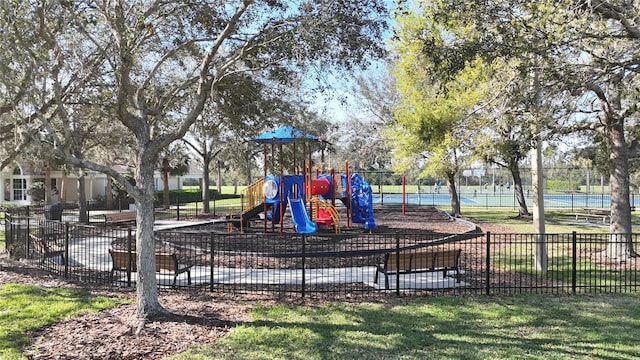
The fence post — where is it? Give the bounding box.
[571,193,574,212]
[485,232,491,296]
[127,228,133,287]
[176,198,180,221]
[402,172,406,214]
[302,234,306,298]
[395,232,400,296]
[26,214,31,258]
[64,222,70,279]
[5,213,12,256]
[210,233,215,293]
[572,231,577,294]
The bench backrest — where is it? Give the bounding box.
[105,211,136,221]
[431,249,460,268]
[29,234,49,253]
[384,252,413,271]
[109,250,177,272]
[155,253,178,272]
[385,249,460,271]
[29,233,62,253]
[109,249,137,270]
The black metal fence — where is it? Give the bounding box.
[4,213,639,298]
[0,203,217,226]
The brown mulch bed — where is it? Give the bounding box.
[0,206,511,360]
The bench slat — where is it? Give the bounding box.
[103,211,137,225]
[109,249,191,285]
[29,233,66,265]
[375,249,461,289]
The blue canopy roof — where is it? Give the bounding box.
[251,126,330,144]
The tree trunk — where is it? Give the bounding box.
[509,165,530,217]
[106,176,113,209]
[216,160,222,193]
[202,153,211,213]
[446,171,461,217]
[245,165,252,186]
[606,122,635,258]
[162,157,170,210]
[135,159,165,320]
[45,167,52,205]
[60,173,67,204]
[77,169,89,224]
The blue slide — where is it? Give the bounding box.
[350,173,376,230]
[288,198,317,234]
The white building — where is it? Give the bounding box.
[0,163,203,206]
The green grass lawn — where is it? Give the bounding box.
[460,208,621,233]
[4,283,639,359]
[172,293,640,360]
[0,284,126,360]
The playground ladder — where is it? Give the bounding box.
[242,178,265,211]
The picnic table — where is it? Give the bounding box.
[574,208,611,223]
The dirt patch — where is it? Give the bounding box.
[1,206,509,360]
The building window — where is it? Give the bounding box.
[13,178,27,201]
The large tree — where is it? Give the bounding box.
[4,1,388,323]
[470,58,544,218]
[389,10,489,217]
[395,0,639,258]
[0,1,66,170]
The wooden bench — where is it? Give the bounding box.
[108,249,192,286]
[374,249,461,289]
[29,233,66,265]
[103,211,137,226]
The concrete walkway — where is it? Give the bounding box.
[17,216,469,290]
[60,235,467,290]
[109,265,467,290]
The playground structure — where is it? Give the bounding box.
[237,126,376,235]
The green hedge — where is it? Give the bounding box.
[156,189,240,205]
[546,179,580,192]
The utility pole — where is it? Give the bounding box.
[532,136,547,272]
[531,61,547,272]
